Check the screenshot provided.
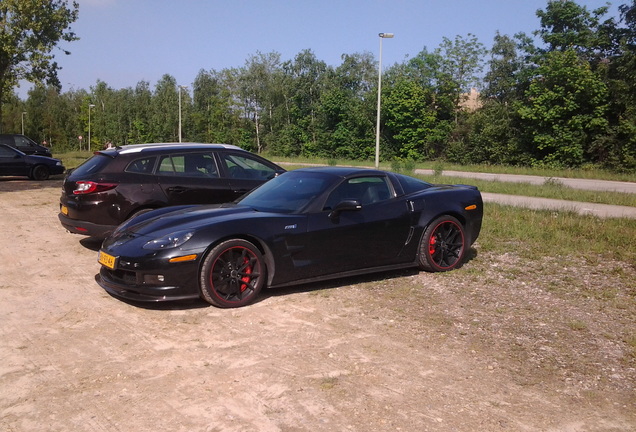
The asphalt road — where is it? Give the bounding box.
[480,193,636,219]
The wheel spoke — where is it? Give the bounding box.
[210,246,261,302]
[430,222,463,268]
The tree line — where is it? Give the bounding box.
[3,0,636,171]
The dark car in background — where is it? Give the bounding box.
[0,144,65,180]
[58,143,285,238]
[0,134,52,157]
[97,167,483,308]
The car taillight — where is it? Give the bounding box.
[73,181,118,195]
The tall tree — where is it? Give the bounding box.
[435,34,487,121]
[282,49,329,155]
[535,0,614,64]
[0,0,79,130]
[383,77,439,160]
[517,49,609,167]
[483,32,525,104]
[315,52,376,160]
[238,51,282,153]
[150,74,179,142]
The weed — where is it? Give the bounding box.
[433,160,445,176]
[544,177,564,188]
[402,160,416,174]
[625,335,636,359]
[568,320,588,331]
[319,376,339,390]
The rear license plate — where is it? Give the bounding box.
[61,205,68,215]
[98,251,117,269]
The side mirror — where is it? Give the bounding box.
[328,199,362,219]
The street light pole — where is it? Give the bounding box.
[21,112,26,135]
[178,85,188,143]
[375,32,394,169]
[88,104,95,152]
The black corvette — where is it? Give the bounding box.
[97,167,483,308]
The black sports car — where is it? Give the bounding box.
[97,167,483,308]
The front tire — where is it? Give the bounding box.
[200,239,265,308]
[418,215,466,272]
[31,165,50,180]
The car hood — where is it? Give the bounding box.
[25,154,61,164]
[115,204,257,238]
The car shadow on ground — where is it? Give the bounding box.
[80,237,104,251]
[94,247,479,312]
[262,246,479,303]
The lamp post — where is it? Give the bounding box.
[21,112,26,135]
[178,85,188,143]
[88,104,95,152]
[375,32,394,169]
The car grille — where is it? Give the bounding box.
[103,268,139,286]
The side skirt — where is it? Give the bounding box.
[268,261,419,290]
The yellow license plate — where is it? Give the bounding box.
[98,251,117,269]
[61,205,68,215]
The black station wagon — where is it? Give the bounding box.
[0,134,52,157]
[58,143,285,238]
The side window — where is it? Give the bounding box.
[14,136,35,149]
[125,157,156,174]
[324,176,391,210]
[221,153,276,180]
[183,153,219,178]
[158,155,177,175]
[157,153,219,178]
[0,146,16,157]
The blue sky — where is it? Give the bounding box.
[18,0,621,97]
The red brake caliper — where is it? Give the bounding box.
[429,234,437,255]
[240,256,252,292]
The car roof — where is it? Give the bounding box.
[109,143,243,155]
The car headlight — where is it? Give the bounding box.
[143,230,193,250]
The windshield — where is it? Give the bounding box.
[238,171,333,213]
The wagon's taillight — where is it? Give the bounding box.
[73,181,118,195]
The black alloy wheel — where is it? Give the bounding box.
[200,239,265,308]
[418,215,466,272]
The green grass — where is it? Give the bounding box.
[479,203,636,265]
[55,150,94,170]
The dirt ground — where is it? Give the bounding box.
[0,178,634,432]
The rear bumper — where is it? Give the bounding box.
[58,212,115,239]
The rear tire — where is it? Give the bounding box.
[200,239,265,308]
[418,215,466,272]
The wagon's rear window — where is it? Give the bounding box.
[71,154,113,176]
